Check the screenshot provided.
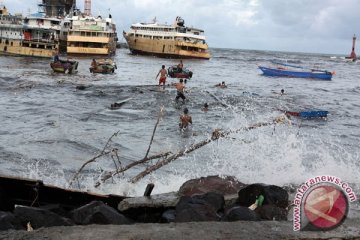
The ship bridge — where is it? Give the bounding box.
[38,0,75,17]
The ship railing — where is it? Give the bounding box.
[23,37,59,43]
[175,40,208,49]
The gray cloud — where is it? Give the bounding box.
[4,0,359,54]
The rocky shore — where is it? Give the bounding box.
[1,175,359,239]
[2,219,360,240]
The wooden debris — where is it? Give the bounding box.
[144,183,155,197]
[130,117,288,183]
[68,131,120,188]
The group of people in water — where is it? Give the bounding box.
[155,61,286,131]
[155,60,229,131]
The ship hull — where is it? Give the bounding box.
[0,41,56,58]
[124,35,210,60]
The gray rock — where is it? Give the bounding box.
[118,192,179,212]
[175,192,224,222]
[71,201,132,225]
[0,211,23,230]
[14,205,73,229]
[222,206,261,221]
[179,175,246,196]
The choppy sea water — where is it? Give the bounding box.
[0,48,359,210]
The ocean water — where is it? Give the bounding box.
[0,48,359,204]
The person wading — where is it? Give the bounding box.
[155,65,167,89]
[175,79,186,102]
[179,108,192,129]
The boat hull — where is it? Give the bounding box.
[168,66,193,79]
[258,66,332,80]
[90,65,116,74]
[284,110,328,118]
[89,59,117,74]
[50,60,79,74]
[124,35,210,60]
[0,41,56,58]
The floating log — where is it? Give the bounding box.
[130,116,290,183]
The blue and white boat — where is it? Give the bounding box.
[258,61,334,80]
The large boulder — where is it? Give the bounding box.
[237,184,288,208]
[14,205,73,229]
[0,211,23,230]
[161,209,176,223]
[178,175,246,196]
[175,192,224,222]
[71,201,132,225]
[222,206,260,222]
[0,187,14,212]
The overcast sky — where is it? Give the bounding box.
[4,0,360,55]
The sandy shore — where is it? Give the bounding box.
[1,219,360,240]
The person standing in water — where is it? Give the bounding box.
[175,79,186,102]
[202,103,209,112]
[179,108,192,129]
[177,60,183,71]
[215,81,227,88]
[155,65,167,89]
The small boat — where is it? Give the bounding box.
[258,61,334,80]
[168,66,193,79]
[279,109,329,118]
[50,59,79,74]
[90,59,117,74]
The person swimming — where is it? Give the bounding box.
[215,81,227,88]
[202,103,209,112]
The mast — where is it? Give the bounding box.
[84,0,91,16]
[349,34,357,59]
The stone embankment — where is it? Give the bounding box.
[1,175,359,239]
